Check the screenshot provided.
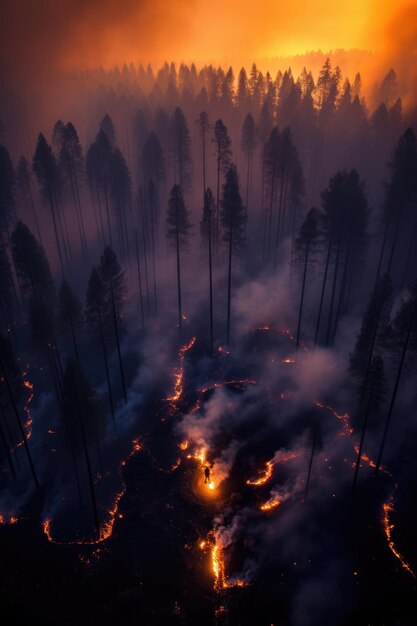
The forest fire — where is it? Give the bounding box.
[246,459,274,486]
[201,533,249,591]
[43,438,143,544]
[259,498,281,512]
[382,497,416,579]
[1,5,417,621]
[166,336,196,409]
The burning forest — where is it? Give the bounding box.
[1,1,417,624]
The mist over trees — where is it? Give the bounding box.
[0,55,416,626]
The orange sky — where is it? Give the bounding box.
[0,0,416,88]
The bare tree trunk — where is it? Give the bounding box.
[296,241,310,349]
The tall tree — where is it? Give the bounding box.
[196,112,211,204]
[220,165,246,345]
[85,267,115,424]
[200,188,216,355]
[170,107,192,192]
[0,145,17,244]
[213,119,232,247]
[293,208,321,348]
[240,113,257,225]
[16,156,42,245]
[167,185,192,332]
[32,133,66,272]
[98,246,128,403]
[59,280,82,362]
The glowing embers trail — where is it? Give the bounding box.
[166,336,196,412]
[43,438,142,545]
[246,459,274,486]
[382,496,416,579]
[259,498,281,511]
[200,532,249,590]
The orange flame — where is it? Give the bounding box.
[246,460,274,486]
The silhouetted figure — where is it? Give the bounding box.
[204,466,210,484]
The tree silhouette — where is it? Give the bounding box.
[16,156,42,245]
[196,112,211,204]
[200,188,216,355]
[220,165,246,345]
[240,113,256,231]
[170,107,192,192]
[0,145,17,244]
[0,334,39,488]
[293,208,321,348]
[85,266,115,424]
[32,133,66,271]
[98,246,127,402]
[61,357,105,537]
[167,185,191,332]
[59,279,82,362]
[213,119,232,247]
[58,122,88,258]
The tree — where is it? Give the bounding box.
[0,145,17,244]
[98,246,128,402]
[61,357,105,537]
[213,119,233,247]
[379,129,417,281]
[0,245,15,334]
[170,107,192,192]
[85,267,115,423]
[352,355,386,496]
[200,188,216,355]
[220,165,246,345]
[167,185,192,332]
[196,112,211,204]
[11,221,54,299]
[86,130,113,246]
[293,208,321,348]
[59,280,82,362]
[376,281,417,472]
[16,157,42,245]
[108,148,132,264]
[99,114,116,145]
[240,113,256,223]
[349,275,393,381]
[58,122,88,258]
[32,133,66,271]
[314,170,368,346]
[0,334,39,488]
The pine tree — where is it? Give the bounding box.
[293,208,321,348]
[200,188,216,355]
[213,119,232,246]
[167,185,192,332]
[220,165,246,344]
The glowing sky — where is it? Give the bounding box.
[0,0,416,99]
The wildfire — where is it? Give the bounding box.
[246,460,274,486]
[282,358,296,364]
[202,534,249,590]
[382,497,416,579]
[0,515,19,525]
[199,379,257,394]
[43,438,143,545]
[259,498,281,512]
[166,336,196,408]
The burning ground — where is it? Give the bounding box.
[1,319,416,626]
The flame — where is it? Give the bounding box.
[282,358,296,364]
[259,498,281,512]
[207,534,249,590]
[382,497,416,579]
[199,379,257,394]
[246,460,274,486]
[179,440,189,451]
[166,336,196,409]
[0,514,19,525]
[43,438,142,545]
